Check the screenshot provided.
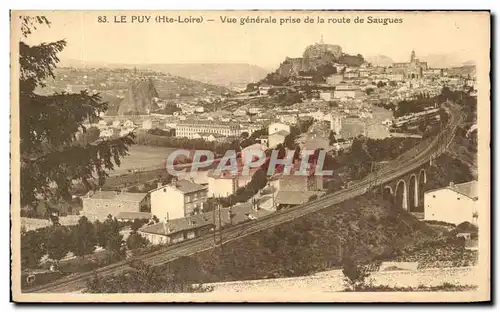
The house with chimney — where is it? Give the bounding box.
[138,202,271,245]
[150,179,208,222]
[138,214,215,245]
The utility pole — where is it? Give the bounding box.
[229,196,233,226]
[218,196,223,252]
[271,183,275,209]
[213,201,216,247]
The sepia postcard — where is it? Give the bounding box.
[10,10,491,302]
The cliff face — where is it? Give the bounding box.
[303,43,342,59]
[271,43,363,80]
[118,79,159,115]
[277,55,336,77]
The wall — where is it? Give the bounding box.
[21,215,80,231]
[150,186,184,221]
[140,231,168,245]
[81,199,141,221]
[326,74,343,86]
[424,188,477,225]
[208,176,237,198]
[334,89,362,99]
[184,190,208,216]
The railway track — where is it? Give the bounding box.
[26,105,463,293]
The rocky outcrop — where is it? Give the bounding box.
[269,43,364,81]
[303,43,342,59]
[118,79,158,115]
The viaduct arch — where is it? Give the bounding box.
[380,166,428,212]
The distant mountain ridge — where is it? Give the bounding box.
[59,59,268,88]
[365,55,394,67]
[142,63,268,88]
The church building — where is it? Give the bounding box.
[392,50,428,79]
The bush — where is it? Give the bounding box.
[341,258,371,291]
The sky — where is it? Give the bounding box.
[13,11,490,70]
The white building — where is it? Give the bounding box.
[268,130,290,148]
[150,180,208,221]
[319,92,334,101]
[334,85,363,99]
[326,74,343,86]
[241,143,268,165]
[142,119,153,130]
[268,122,291,136]
[278,113,299,125]
[424,181,479,225]
[207,170,239,198]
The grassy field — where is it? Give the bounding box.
[110,145,178,176]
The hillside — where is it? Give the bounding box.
[162,194,437,283]
[59,59,267,89]
[447,65,476,77]
[151,74,229,98]
[142,63,268,89]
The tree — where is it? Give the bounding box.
[75,126,100,146]
[96,215,123,257]
[21,230,46,269]
[71,216,97,258]
[251,168,268,190]
[280,133,296,150]
[106,232,124,260]
[130,218,148,232]
[98,215,123,257]
[126,232,149,250]
[19,16,134,207]
[46,225,71,263]
[329,130,337,144]
[152,215,160,224]
[93,220,107,248]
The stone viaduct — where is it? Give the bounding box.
[370,157,436,213]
